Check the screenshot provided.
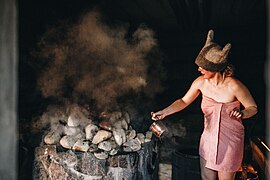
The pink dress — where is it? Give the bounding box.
[199,95,244,172]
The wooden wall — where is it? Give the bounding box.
[267,2,270,179]
[0,0,18,179]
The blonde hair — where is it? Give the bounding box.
[222,64,234,78]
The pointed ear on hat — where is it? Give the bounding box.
[222,43,231,56]
[205,29,214,46]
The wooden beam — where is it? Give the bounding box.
[0,0,18,179]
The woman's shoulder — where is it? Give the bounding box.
[192,76,205,88]
[194,76,205,82]
[226,77,246,91]
[192,76,203,83]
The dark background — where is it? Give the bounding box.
[19,0,267,133]
[18,0,267,179]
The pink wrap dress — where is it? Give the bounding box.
[199,95,244,172]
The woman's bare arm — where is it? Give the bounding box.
[230,79,258,119]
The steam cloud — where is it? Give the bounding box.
[34,10,165,110]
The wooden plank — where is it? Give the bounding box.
[0,0,18,179]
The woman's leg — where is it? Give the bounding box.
[218,171,236,180]
[200,157,217,180]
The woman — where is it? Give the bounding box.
[151,30,257,180]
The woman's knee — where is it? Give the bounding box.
[200,157,217,180]
[218,171,236,180]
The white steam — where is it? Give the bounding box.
[35,10,165,110]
